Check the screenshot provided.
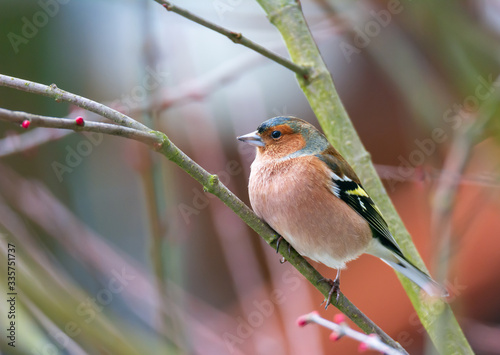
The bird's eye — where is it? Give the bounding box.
[271,130,282,139]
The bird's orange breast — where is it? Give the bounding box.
[248,155,372,269]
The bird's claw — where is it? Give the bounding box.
[276,236,291,254]
[275,236,283,253]
[276,236,292,264]
[318,277,341,309]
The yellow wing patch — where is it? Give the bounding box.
[346,186,384,216]
[346,186,369,197]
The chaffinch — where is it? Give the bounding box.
[238,116,447,305]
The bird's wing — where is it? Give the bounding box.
[317,153,405,258]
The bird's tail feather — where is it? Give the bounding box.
[382,255,449,298]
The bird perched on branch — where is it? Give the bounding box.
[238,116,447,306]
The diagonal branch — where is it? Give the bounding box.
[152,1,310,78]
[0,75,405,353]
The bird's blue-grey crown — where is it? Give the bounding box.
[257,116,310,133]
[257,116,331,157]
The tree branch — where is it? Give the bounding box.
[297,312,404,355]
[152,1,310,78]
[0,108,158,146]
[0,74,150,132]
[0,74,405,353]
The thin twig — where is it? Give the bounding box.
[152,1,310,78]
[0,75,405,351]
[297,312,404,355]
[0,74,150,132]
[154,52,266,112]
[0,108,158,146]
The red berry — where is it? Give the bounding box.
[75,117,84,126]
[21,120,30,129]
[296,315,309,327]
[333,313,346,324]
[329,332,341,342]
[358,342,369,352]
[358,334,378,352]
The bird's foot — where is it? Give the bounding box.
[275,236,291,254]
[275,236,292,264]
[318,277,341,309]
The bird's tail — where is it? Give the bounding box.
[382,254,449,298]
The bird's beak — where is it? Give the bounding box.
[237,130,265,147]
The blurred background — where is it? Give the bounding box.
[0,0,500,354]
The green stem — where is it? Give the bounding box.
[255,0,472,354]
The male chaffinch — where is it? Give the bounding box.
[238,116,447,305]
